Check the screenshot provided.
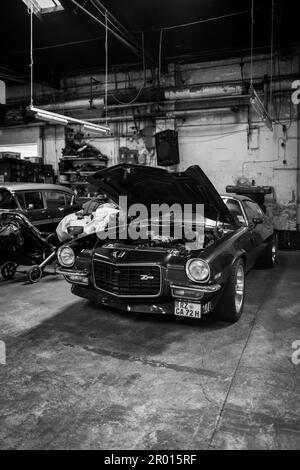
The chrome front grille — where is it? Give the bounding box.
[93,260,161,297]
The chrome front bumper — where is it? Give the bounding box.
[56,267,89,277]
[170,284,222,293]
[57,267,222,296]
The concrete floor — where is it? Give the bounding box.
[0,251,299,450]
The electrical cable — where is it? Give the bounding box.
[105,9,108,125]
[250,0,254,88]
[110,82,145,106]
[142,31,146,84]
[29,0,34,107]
[285,60,294,130]
[174,128,248,142]
[269,0,274,110]
[249,0,274,131]
[26,0,109,133]
[110,32,146,105]
[273,44,293,129]
[275,53,283,124]
[157,6,267,32]
[158,29,163,86]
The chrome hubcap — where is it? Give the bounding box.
[235,265,245,313]
[272,239,277,264]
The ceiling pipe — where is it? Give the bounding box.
[20,86,290,113]
[33,94,250,117]
[40,98,104,112]
[36,93,251,115]
[107,93,251,110]
[165,85,244,101]
[83,106,237,124]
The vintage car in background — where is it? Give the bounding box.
[56,164,277,323]
[0,183,81,232]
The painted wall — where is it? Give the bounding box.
[42,125,65,172]
[0,125,40,146]
[0,123,65,171]
[4,51,300,230]
[176,111,298,230]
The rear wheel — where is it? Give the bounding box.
[257,235,277,268]
[1,262,17,280]
[214,259,245,323]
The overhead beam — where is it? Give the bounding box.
[63,0,155,66]
[0,61,61,89]
[91,0,140,46]
[0,68,29,85]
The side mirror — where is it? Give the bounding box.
[27,203,35,210]
[252,217,263,225]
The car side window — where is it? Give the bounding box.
[0,189,18,209]
[224,199,246,225]
[15,193,26,209]
[24,192,44,210]
[44,191,66,209]
[65,193,73,206]
[243,200,263,221]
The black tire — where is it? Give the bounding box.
[214,258,245,323]
[1,262,17,280]
[27,265,42,284]
[257,234,278,268]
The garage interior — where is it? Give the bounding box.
[0,0,300,451]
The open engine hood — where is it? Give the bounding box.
[88,164,235,224]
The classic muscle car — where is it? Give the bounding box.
[57,164,277,322]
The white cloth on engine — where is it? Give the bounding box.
[56,203,119,242]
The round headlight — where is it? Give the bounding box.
[186,259,210,282]
[58,246,75,267]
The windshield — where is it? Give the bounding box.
[222,197,247,225]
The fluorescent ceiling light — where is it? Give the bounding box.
[83,124,108,134]
[35,111,68,125]
[22,0,63,13]
[30,106,110,134]
[36,0,61,8]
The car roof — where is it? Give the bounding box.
[0,182,74,194]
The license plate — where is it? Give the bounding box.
[174,300,202,319]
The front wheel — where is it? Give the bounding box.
[214,259,245,323]
[27,265,42,284]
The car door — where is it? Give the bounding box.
[18,191,53,232]
[223,197,257,269]
[44,190,78,229]
[242,199,270,258]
